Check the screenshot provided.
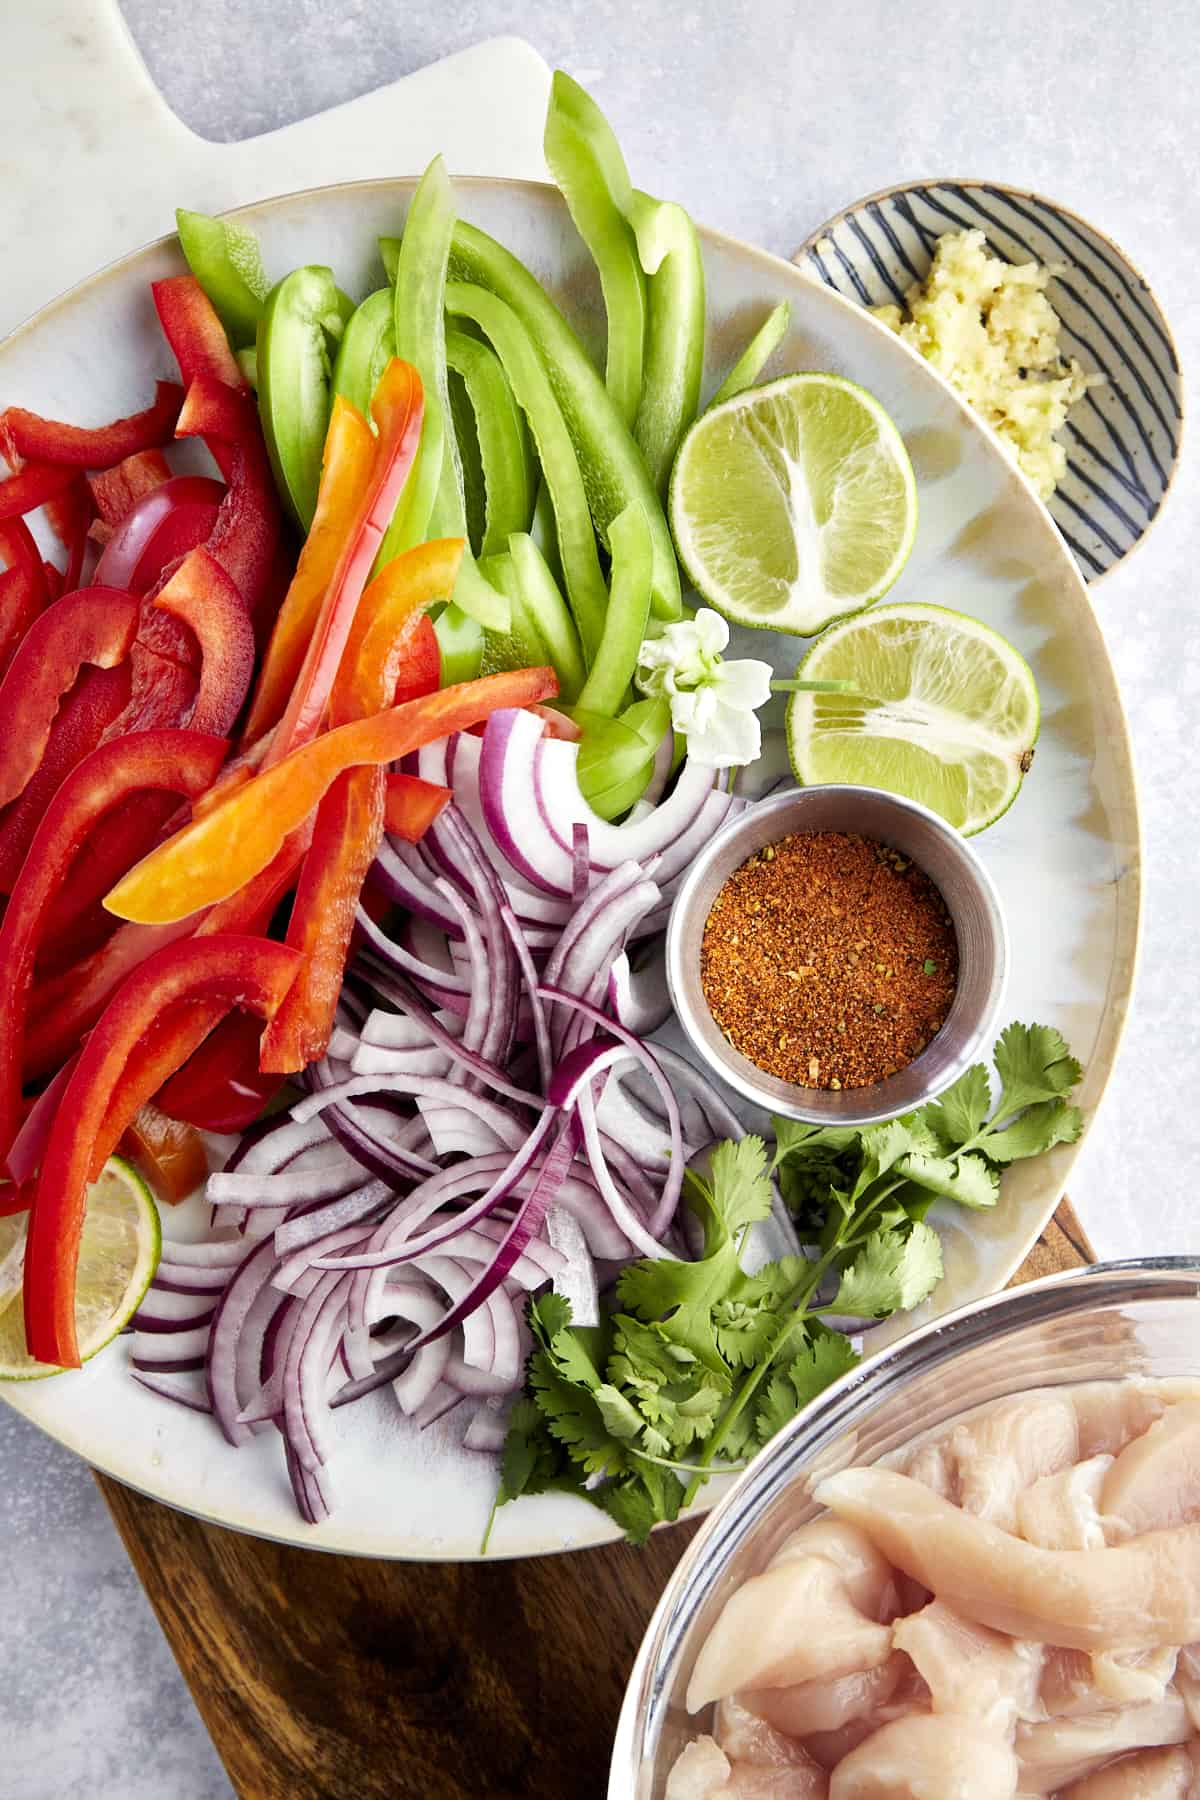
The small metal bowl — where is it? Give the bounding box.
[664,785,1008,1128]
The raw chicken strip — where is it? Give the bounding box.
[892,1599,1043,1730]
[1171,1645,1200,1730]
[767,1519,898,1621]
[1041,1648,1105,1718]
[668,1737,736,1799]
[688,1559,892,1711]
[1103,1404,1200,1536]
[716,1698,831,1796]
[1074,1387,1166,1460]
[720,1772,830,1798]
[947,1394,1079,1530]
[667,1726,829,1799]
[1018,1457,1113,1551]
[1091,1649,1178,1706]
[827,1713,1019,1798]
[814,1468,1200,1650]
[1057,1745,1198,1797]
[1015,1694,1191,1792]
[743,1656,907,1738]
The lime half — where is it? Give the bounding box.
[669,373,917,636]
[0,1157,160,1380]
[787,601,1040,835]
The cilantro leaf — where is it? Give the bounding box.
[593,1465,683,1545]
[981,1098,1083,1163]
[495,1397,566,1504]
[770,1117,859,1172]
[754,1327,860,1444]
[528,1350,629,1478]
[898,1149,999,1210]
[706,1136,774,1238]
[833,1222,944,1317]
[921,1062,991,1147]
[993,1023,1082,1119]
[850,1118,918,1200]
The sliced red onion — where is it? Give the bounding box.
[608,940,671,1036]
[272,1182,391,1258]
[132,1368,213,1412]
[205,1233,288,1446]
[546,1202,599,1327]
[354,904,470,1005]
[131,1323,212,1366]
[285,1441,332,1525]
[640,726,676,807]
[535,730,717,867]
[294,1073,527,1152]
[572,822,590,903]
[372,835,465,935]
[502,905,552,1091]
[462,1397,511,1450]
[283,1270,349,1474]
[456,1366,518,1404]
[477,708,576,894]
[575,1086,671,1262]
[132,1291,217,1331]
[206,1157,366,1208]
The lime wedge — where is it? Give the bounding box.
[0,1157,160,1380]
[669,373,917,636]
[787,601,1039,835]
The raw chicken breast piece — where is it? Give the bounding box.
[1103,1403,1200,1536]
[668,1737,735,1799]
[892,1599,1043,1731]
[1017,1456,1113,1551]
[743,1656,907,1739]
[946,1394,1079,1531]
[827,1713,1019,1798]
[1090,1648,1179,1707]
[1074,1387,1166,1460]
[1056,1743,1196,1797]
[1041,1648,1106,1718]
[668,1721,830,1799]
[767,1519,898,1621]
[814,1468,1200,1651]
[688,1557,892,1712]
[1015,1694,1191,1793]
[717,1695,832,1775]
[721,1770,830,1798]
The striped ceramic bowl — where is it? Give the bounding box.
[796,180,1183,580]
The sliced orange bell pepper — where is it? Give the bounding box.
[120,1101,208,1204]
[264,358,425,766]
[241,395,377,744]
[106,666,556,926]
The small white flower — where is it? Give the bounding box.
[635,608,773,768]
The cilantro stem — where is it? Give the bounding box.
[628,1445,749,1477]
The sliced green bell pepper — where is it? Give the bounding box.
[629,193,705,496]
[576,502,652,717]
[710,301,791,407]
[256,265,345,530]
[332,288,396,416]
[544,72,646,429]
[176,208,270,348]
[433,601,484,685]
[508,532,586,703]
[445,279,609,661]
[572,694,671,821]
[448,221,680,620]
[445,329,536,555]
[379,235,401,284]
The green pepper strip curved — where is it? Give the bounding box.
[544,72,646,429]
[508,532,586,703]
[332,288,396,416]
[709,301,791,408]
[445,280,609,662]
[576,502,652,716]
[256,264,344,530]
[572,695,671,820]
[445,330,535,556]
[433,601,484,685]
[448,221,680,621]
[176,209,270,348]
[629,191,706,497]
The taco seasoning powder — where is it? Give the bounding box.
[699,831,959,1090]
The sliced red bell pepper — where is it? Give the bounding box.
[0,383,184,470]
[384,771,452,839]
[24,933,301,1367]
[102,641,197,738]
[0,729,228,1156]
[264,359,425,765]
[531,703,584,741]
[93,474,222,597]
[44,476,95,593]
[175,376,280,622]
[241,395,377,743]
[0,518,51,674]
[88,449,173,527]
[119,1101,208,1203]
[154,1011,284,1133]
[0,663,131,893]
[153,276,247,398]
[0,458,76,520]
[107,665,556,925]
[391,610,441,706]
[42,562,64,601]
[0,587,140,809]
[23,920,196,1080]
[154,547,255,735]
[0,1186,31,1218]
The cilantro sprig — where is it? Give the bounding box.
[487,1022,1082,1547]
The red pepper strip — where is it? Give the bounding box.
[264,359,425,766]
[175,376,281,621]
[0,382,185,472]
[241,396,377,744]
[23,921,196,1080]
[107,665,555,926]
[0,518,51,674]
[44,477,95,593]
[384,771,452,840]
[0,459,76,520]
[152,277,247,426]
[531,703,584,742]
[88,449,173,528]
[42,562,64,601]
[0,664,131,894]
[391,611,441,706]
[0,730,228,1157]
[24,934,302,1367]
[153,1011,282,1133]
[0,1186,30,1217]
[154,548,255,735]
[102,642,196,740]
[0,587,140,809]
[119,1101,208,1204]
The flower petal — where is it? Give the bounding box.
[694,609,730,656]
[713,657,774,710]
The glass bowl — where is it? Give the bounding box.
[608,1258,1200,1798]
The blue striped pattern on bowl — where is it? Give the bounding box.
[797,181,1183,580]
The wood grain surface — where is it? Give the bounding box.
[97,1197,1095,1800]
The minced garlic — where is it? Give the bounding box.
[873,227,1101,499]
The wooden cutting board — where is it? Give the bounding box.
[96,1197,1094,1800]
